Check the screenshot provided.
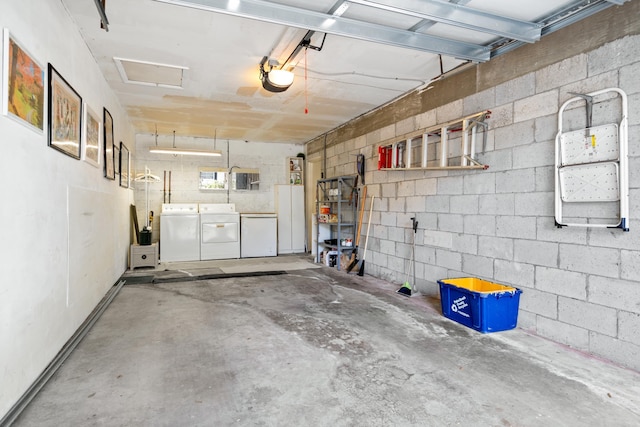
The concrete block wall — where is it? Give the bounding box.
[315,34,640,371]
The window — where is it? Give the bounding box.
[199,167,260,191]
[232,168,260,191]
[199,168,227,190]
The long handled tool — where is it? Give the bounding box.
[357,195,375,277]
[163,170,167,203]
[397,216,418,296]
[346,185,367,272]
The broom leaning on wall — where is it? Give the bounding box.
[397,216,418,297]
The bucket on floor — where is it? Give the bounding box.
[139,229,152,245]
[437,277,522,333]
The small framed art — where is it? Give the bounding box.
[119,142,130,188]
[83,103,101,167]
[103,107,115,179]
[47,63,82,159]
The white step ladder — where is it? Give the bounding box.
[554,88,629,231]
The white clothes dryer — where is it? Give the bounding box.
[199,204,240,260]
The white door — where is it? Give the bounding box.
[276,185,293,254]
[291,185,305,252]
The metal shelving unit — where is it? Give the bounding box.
[315,176,358,270]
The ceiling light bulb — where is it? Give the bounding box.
[268,69,294,87]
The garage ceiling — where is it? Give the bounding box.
[61,0,627,144]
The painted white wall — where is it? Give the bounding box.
[315,35,640,371]
[133,133,303,238]
[0,0,135,417]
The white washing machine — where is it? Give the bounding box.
[241,213,277,258]
[160,203,200,262]
[200,204,240,260]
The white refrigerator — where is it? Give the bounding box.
[275,185,305,254]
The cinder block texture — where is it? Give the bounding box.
[588,277,640,314]
[588,35,640,76]
[559,244,620,278]
[494,120,535,150]
[519,287,558,318]
[514,90,558,123]
[514,240,558,268]
[536,55,587,93]
[512,141,555,169]
[621,250,640,281]
[462,253,493,278]
[464,173,496,195]
[438,214,463,233]
[423,230,453,249]
[618,311,640,346]
[514,192,553,217]
[478,236,513,260]
[464,215,496,237]
[436,249,462,271]
[536,267,586,300]
[479,194,515,215]
[558,296,617,336]
[495,259,535,288]
[537,316,589,350]
[450,195,479,214]
[589,332,640,372]
[496,169,535,194]
[495,73,535,105]
[496,216,537,240]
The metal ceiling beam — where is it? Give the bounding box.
[490,0,620,58]
[347,0,542,43]
[152,0,491,61]
[92,0,109,31]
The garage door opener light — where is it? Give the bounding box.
[259,56,294,93]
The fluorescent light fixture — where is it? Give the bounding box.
[149,147,222,157]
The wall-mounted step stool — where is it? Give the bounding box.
[554,88,629,231]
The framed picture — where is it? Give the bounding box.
[83,103,101,167]
[2,29,45,132]
[103,107,115,179]
[119,142,130,188]
[114,144,120,175]
[47,63,82,159]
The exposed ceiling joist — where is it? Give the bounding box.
[346,0,542,43]
[153,0,491,61]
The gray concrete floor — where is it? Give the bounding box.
[13,255,640,426]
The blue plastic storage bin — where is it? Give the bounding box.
[438,278,522,333]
